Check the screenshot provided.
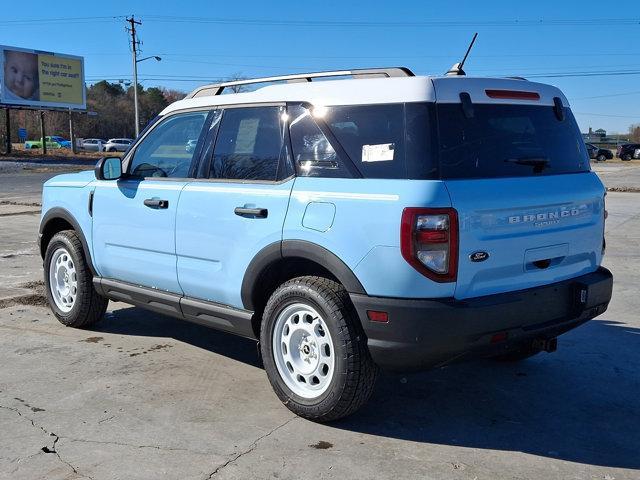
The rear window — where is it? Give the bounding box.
[437,103,590,179]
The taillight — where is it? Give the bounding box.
[400,208,458,282]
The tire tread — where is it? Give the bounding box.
[261,276,378,422]
[44,230,107,328]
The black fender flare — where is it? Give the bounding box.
[240,240,366,310]
[39,207,97,275]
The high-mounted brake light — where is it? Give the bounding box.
[400,208,458,282]
[485,89,540,100]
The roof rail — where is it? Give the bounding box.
[185,67,415,99]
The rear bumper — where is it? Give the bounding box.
[351,267,613,371]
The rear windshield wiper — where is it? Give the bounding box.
[504,157,549,173]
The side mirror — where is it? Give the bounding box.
[95,157,122,180]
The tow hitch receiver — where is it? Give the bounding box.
[532,338,558,353]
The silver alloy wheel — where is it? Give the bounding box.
[272,303,335,399]
[49,247,78,313]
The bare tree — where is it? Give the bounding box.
[226,72,249,93]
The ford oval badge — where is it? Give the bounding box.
[470,251,489,262]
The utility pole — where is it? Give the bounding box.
[126,15,142,138]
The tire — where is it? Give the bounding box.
[260,276,378,422]
[44,230,108,328]
[597,154,606,162]
[622,154,632,161]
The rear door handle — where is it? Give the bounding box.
[144,198,169,209]
[234,207,268,218]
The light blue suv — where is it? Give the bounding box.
[39,68,613,421]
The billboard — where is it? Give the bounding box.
[0,45,85,110]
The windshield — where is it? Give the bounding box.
[436,103,590,179]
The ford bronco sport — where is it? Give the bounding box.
[39,67,613,422]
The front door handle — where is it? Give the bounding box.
[234,207,268,218]
[144,198,169,209]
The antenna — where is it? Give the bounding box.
[446,32,478,76]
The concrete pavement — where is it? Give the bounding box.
[0,163,638,479]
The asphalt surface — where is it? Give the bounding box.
[0,161,639,479]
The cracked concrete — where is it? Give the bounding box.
[0,403,90,480]
[0,164,639,479]
[205,417,297,479]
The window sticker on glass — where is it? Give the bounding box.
[362,143,394,163]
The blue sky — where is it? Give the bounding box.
[1,0,639,133]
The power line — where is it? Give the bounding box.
[0,16,124,25]
[526,70,640,78]
[3,14,637,28]
[141,15,640,27]
[574,112,640,119]
[85,69,640,81]
[573,90,640,100]
[81,51,640,59]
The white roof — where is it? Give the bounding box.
[161,75,569,115]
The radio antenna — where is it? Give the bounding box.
[446,32,478,76]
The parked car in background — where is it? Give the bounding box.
[25,136,71,150]
[585,143,613,161]
[104,138,133,153]
[80,138,107,152]
[616,143,640,160]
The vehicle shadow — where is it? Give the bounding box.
[94,304,261,368]
[93,307,639,470]
[337,317,640,470]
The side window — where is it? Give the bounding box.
[325,104,407,179]
[129,112,208,178]
[210,106,284,181]
[288,104,352,178]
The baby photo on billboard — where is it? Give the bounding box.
[2,49,40,101]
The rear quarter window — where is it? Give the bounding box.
[326,104,407,178]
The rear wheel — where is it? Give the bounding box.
[622,153,632,161]
[44,230,108,328]
[597,154,606,161]
[261,276,378,422]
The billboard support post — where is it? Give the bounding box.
[68,109,76,154]
[39,111,46,156]
[4,108,11,155]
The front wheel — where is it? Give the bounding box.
[44,230,108,328]
[622,154,632,161]
[260,276,378,422]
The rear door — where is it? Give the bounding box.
[432,80,605,299]
[176,105,294,309]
